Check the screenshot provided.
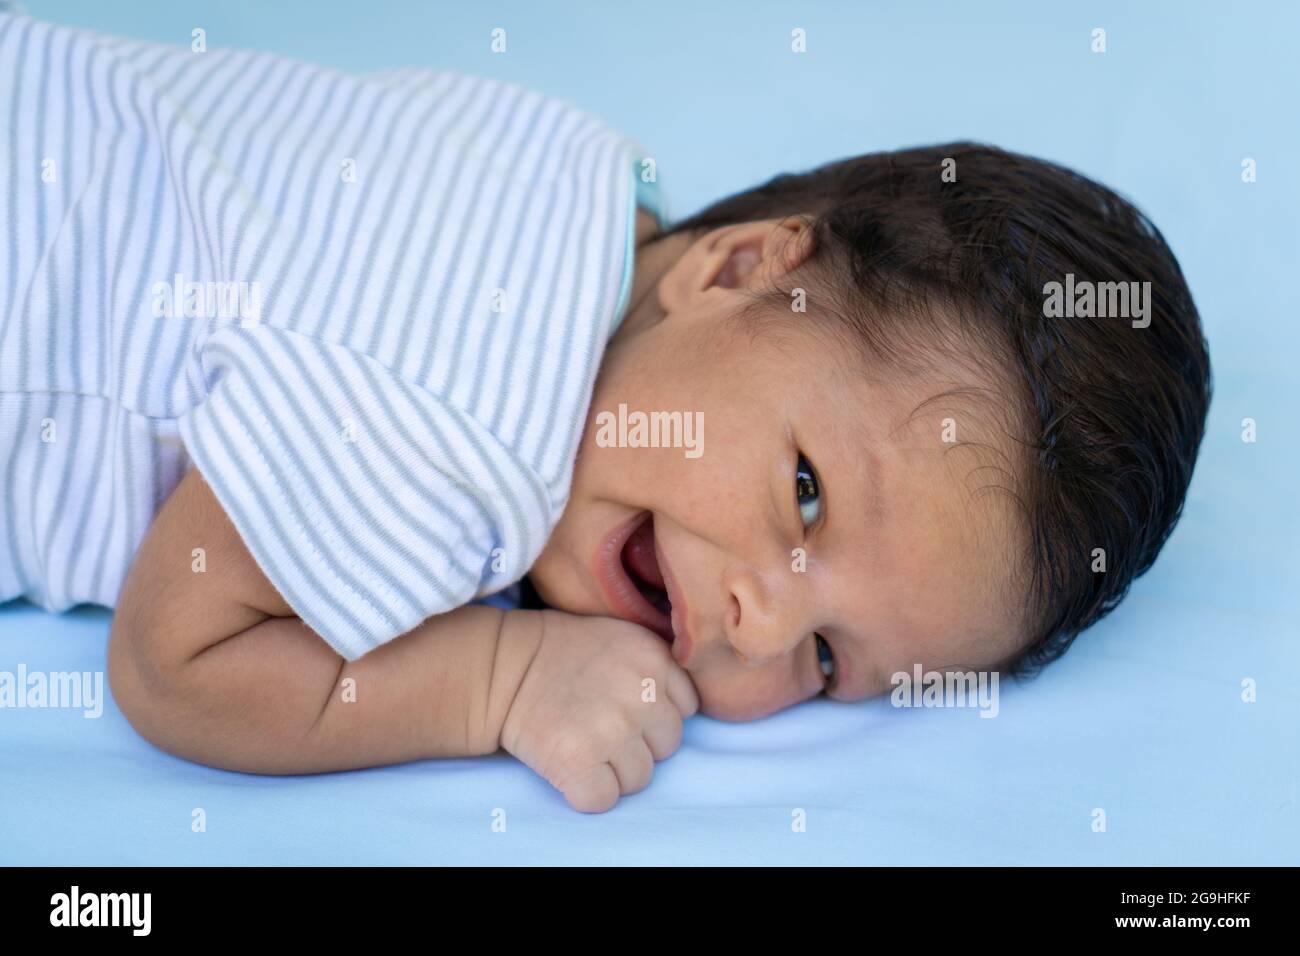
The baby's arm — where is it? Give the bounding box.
[108,468,543,773]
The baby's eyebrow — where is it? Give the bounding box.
[855,442,887,535]
[818,423,885,551]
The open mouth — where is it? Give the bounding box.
[622,513,671,618]
[599,511,674,643]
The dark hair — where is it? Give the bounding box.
[654,142,1211,678]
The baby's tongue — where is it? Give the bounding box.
[622,515,665,590]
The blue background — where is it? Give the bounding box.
[2,0,1296,864]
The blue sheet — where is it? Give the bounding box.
[2,0,1297,865]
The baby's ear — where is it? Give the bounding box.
[716,217,815,292]
[658,218,813,313]
[769,215,817,276]
[713,239,765,290]
[710,218,815,290]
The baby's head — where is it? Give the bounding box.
[529,143,1211,720]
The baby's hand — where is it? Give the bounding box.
[500,608,698,812]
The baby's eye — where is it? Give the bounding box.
[815,633,835,682]
[795,453,821,528]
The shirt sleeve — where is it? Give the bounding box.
[176,322,552,660]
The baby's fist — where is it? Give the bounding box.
[500,609,698,812]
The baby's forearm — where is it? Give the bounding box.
[109,603,545,774]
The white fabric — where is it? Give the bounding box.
[0,9,660,658]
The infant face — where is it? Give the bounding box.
[529,220,1026,720]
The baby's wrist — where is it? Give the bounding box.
[485,608,546,754]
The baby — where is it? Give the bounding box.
[0,11,1211,811]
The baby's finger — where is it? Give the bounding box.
[560,762,621,814]
[642,707,684,762]
[662,662,700,718]
[609,737,654,796]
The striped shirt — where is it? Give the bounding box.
[0,9,666,659]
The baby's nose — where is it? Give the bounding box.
[722,566,807,665]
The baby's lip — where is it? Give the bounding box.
[594,511,674,643]
[653,533,694,666]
